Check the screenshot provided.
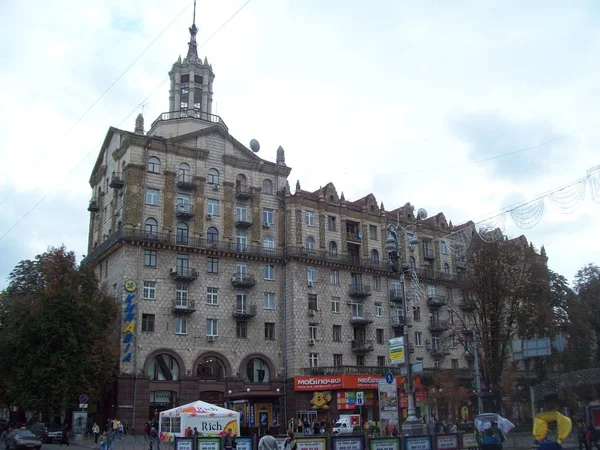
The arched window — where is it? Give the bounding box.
[207,227,219,243]
[371,249,379,264]
[144,218,158,237]
[409,256,416,269]
[328,241,338,256]
[147,157,160,174]
[176,223,189,245]
[197,356,226,381]
[306,236,315,251]
[263,235,275,252]
[443,263,450,274]
[262,179,273,195]
[147,354,180,381]
[236,231,248,253]
[207,168,219,185]
[244,358,270,383]
[178,163,191,183]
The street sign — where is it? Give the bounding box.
[385,371,394,384]
[388,337,405,365]
[79,403,88,409]
[356,391,364,406]
[79,394,88,403]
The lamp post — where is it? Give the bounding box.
[385,223,423,436]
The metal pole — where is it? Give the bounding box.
[401,274,418,421]
[472,328,483,414]
[529,386,536,421]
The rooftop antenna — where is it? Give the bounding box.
[187,0,199,60]
[193,0,196,27]
[141,102,149,115]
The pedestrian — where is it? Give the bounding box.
[124,421,128,435]
[92,423,100,444]
[99,432,107,450]
[193,428,198,439]
[578,421,590,450]
[60,423,70,447]
[258,429,278,450]
[284,431,297,450]
[587,422,599,450]
[224,428,236,450]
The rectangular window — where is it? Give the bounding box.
[329,270,339,285]
[143,281,156,300]
[415,331,422,346]
[144,250,157,267]
[206,318,219,336]
[333,325,342,342]
[308,294,318,311]
[441,240,449,254]
[146,188,160,205]
[264,292,275,310]
[432,336,440,351]
[356,355,365,366]
[427,285,437,296]
[434,360,441,369]
[376,328,384,344]
[142,314,155,332]
[236,321,248,338]
[263,208,274,224]
[309,326,317,341]
[377,356,386,367]
[175,316,187,335]
[448,310,454,324]
[413,306,421,322]
[307,266,317,283]
[309,353,319,368]
[175,285,188,307]
[327,215,337,231]
[306,210,315,227]
[264,264,274,280]
[207,199,220,216]
[207,257,219,273]
[264,323,275,340]
[333,354,343,367]
[369,224,378,240]
[194,87,202,110]
[452,359,459,369]
[373,276,381,291]
[194,75,203,84]
[331,297,340,313]
[374,302,383,317]
[446,287,453,301]
[180,87,189,110]
[236,204,249,222]
[449,335,457,347]
[180,74,190,83]
[206,287,218,305]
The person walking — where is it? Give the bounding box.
[284,431,297,450]
[577,421,590,450]
[92,423,100,444]
[587,422,599,450]
[224,428,237,450]
[258,429,278,450]
[59,424,70,447]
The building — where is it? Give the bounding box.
[82,10,531,433]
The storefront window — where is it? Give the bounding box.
[197,356,226,381]
[147,354,180,381]
[244,358,270,383]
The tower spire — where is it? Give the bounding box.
[187,0,199,61]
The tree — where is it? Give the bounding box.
[0,246,117,416]
[572,264,600,365]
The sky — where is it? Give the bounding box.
[1,0,599,289]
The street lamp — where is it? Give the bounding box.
[385,223,422,436]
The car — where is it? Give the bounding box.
[28,423,61,444]
[5,429,42,450]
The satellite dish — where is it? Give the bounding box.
[417,208,428,220]
[249,139,260,153]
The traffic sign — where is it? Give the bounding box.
[356,391,364,406]
[79,394,88,403]
[79,403,88,409]
[385,372,394,384]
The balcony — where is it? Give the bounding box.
[389,289,404,303]
[429,319,449,331]
[175,203,194,219]
[177,173,196,190]
[231,273,257,288]
[88,198,100,212]
[235,185,254,200]
[172,298,196,314]
[169,266,198,281]
[235,217,252,229]
[150,109,228,131]
[350,313,373,325]
[429,347,450,357]
[300,365,405,376]
[422,247,435,260]
[285,247,383,270]
[109,172,124,189]
[391,315,409,329]
[348,284,372,298]
[232,304,257,319]
[459,299,476,311]
[351,340,374,353]
[427,295,447,307]
[346,232,362,243]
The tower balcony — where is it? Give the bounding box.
[88,198,100,212]
[422,247,435,260]
[235,217,252,229]
[172,298,196,314]
[345,232,362,243]
[348,284,372,298]
[231,273,257,288]
[109,172,124,189]
[150,109,228,132]
[177,173,196,190]
[389,289,404,303]
[429,320,450,332]
[350,313,373,326]
[169,267,198,281]
[175,203,194,219]
[427,295,447,307]
[391,315,410,329]
[235,185,254,200]
[232,304,257,319]
[351,340,374,353]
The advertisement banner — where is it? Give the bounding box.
[460,433,478,449]
[236,437,254,450]
[175,437,194,450]
[197,438,221,450]
[332,436,364,450]
[296,437,327,450]
[369,439,400,450]
[337,392,357,410]
[388,337,405,365]
[404,436,432,450]
[295,375,416,391]
[378,379,399,430]
[434,434,459,450]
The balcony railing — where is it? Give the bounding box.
[427,295,447,307]
[300,365,405,376]
[390,289,404,303]
[349,284,372,298]
[350,313,374,325]
[286,247,382,269]
[109,172,124,189]
[172,298,196,313]
[422,247,435,259]
[88,198,100,212]
[235,185,254,199]
[351,340,375,353]
[346,232,362,243]
[391,315,409,328]
[232,304,257,318]
[175,203,194,219]
[231,273,257,288]
[429,319,450,331]
[429,347,450,357]
[177,173,196,190]
[235,217,252,229]
[169,266,198,281]
[150,109,228,131]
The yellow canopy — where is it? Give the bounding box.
[533,411,572,444]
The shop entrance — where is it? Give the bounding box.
[149,390,177,421]
[298,411,317,423]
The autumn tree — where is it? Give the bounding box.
[572,264,600,365]
[0,246,117,417]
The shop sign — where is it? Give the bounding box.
[434,434,459,450]
[197,438,221,450]
[369,439,399,450]
[404,436,432,450]
[460,434,478,449]
[296,437,327,450]
[121,279,137,363]
[378,379,399,429]
[175,437,194,450]
[295,375,415,391]
[332,436,364,450]
[236,437,253,450]
[310,391,332,409]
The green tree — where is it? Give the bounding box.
[572,264,600,365]
[0,246,117,416]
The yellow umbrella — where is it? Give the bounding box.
[533,411,572,444]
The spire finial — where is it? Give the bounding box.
[187,0,199,60]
